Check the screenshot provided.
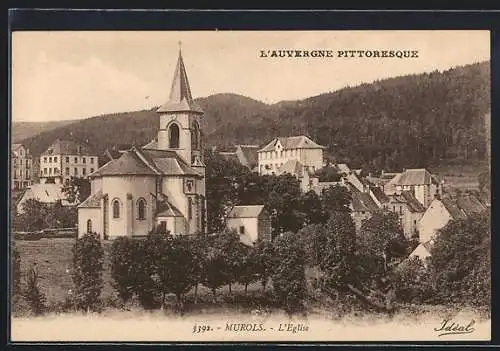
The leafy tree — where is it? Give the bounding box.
[238,245,259,294]
[15,199,51,232]
[202,236,231,302]
[392,256,434,304]
[61,176,92,204]
[131,237,158,309]
[253,239,275,291]
[23,263,46,315]
[299,191,328,225]
[71,232,104,312]
[272,232,307,314]
[163,235,199,309]
[298,223,328,267]
[110,236,137,304]
[315,166,342,182]
[52,200,77,228]
[320,212,357,297]
[320,185,352,215]
[429,213,490,307]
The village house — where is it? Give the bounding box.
[257,135,326,176]
[78,48,206,239]
[385,191,426,240]
[11,143,33,191]
[39,139,99,185]
[17,183,73,214]
[218,145,260,172]
[226,205,272,246]
[385,168,442,208]
[350,186,381,232]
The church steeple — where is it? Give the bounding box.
[157,44,203,114]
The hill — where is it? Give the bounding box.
[12,120,77,143]
[18,61,490,171]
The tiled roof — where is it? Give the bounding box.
[335,163,351,174]
[41,138,96,156]
[78,190,103,208]
[310,181,346,195]
[258,136,326,152]
[228,205,266,218]
[351,188,380,212]
[157,50,203,114]
[400,191,426,212]
[156,199,184,217]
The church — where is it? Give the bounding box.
[77,47,206,238]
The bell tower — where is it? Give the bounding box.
[156,43,204,168]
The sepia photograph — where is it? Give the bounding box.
[9,29,491,342]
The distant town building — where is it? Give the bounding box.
[385,168,442,208]
[350,186,381,232]
[218,144,260,172]
[226,205,272,246]
[39,139,99,185]
[257,135,326,176]
[11,143,33,191]
[418,193,487,244]
[78,47,206,239]
[17,183,73,213]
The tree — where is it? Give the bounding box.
[320,212,357,297]
[299,191,328,225]
[52,200,77,228]
[131,237,158,309]
[238,245,259,294]
[315,166,342,182]
[71,232,104,312]
[298,223,328,268]
[163,235,199,310]
[429,213,490,307]
[12,242,21,297]
[392,256,434,304]
[15,199,51,232]
[61,176,91,204]
[110,236,137,304]
[272,232,307,314]
[253,239,275,291]
[320,185,352,215]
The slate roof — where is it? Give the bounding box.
[237,145,260,168]
[391,168,440,186]
[228,205,266,218]
[258,136,326,152]
[91,151,159,176]
[389,191,426,212]
[370,186,390,204]
[41,138,96,156]
[351,188,380,212]
[157,49,203,114]
[78,190,103,208]
[440,194,487,220]
[19,184,71,206]
[277,159,306,178]
[156,199,184,217]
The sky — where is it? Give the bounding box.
[11,30,490,122]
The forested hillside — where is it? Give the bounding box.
[19,61,490,171]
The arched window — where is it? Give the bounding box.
[112,199,120,219]
[137,198,146,220]
[86,219,92,233]
[169,123,180,149]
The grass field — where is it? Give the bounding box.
[429,160,489,191]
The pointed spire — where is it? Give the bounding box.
[157,44,203,114]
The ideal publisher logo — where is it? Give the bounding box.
[434,319,475,337]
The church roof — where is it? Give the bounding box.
[156,199,184,217]
[258,136,326,152]
[157,49,203,114]
[91,146,202,178]
[78,190,103,208]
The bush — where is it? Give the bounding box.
[71,232,104,312]
[23,263,46,315]
[110,236,137,304]
[392,257,434,304]
[131,237,159,309]
[272,232,307,314]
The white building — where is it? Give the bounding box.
[11,143,33,191]
[17,183,73,213]
[78,48,206,239]
[385,168,442,208]
[39,139,99,185]
[257,136,326,176]
[226,205,272,246]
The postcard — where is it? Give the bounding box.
[10,29,491,342]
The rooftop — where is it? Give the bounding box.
[228,205,266,218]
[258,135,326,152]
